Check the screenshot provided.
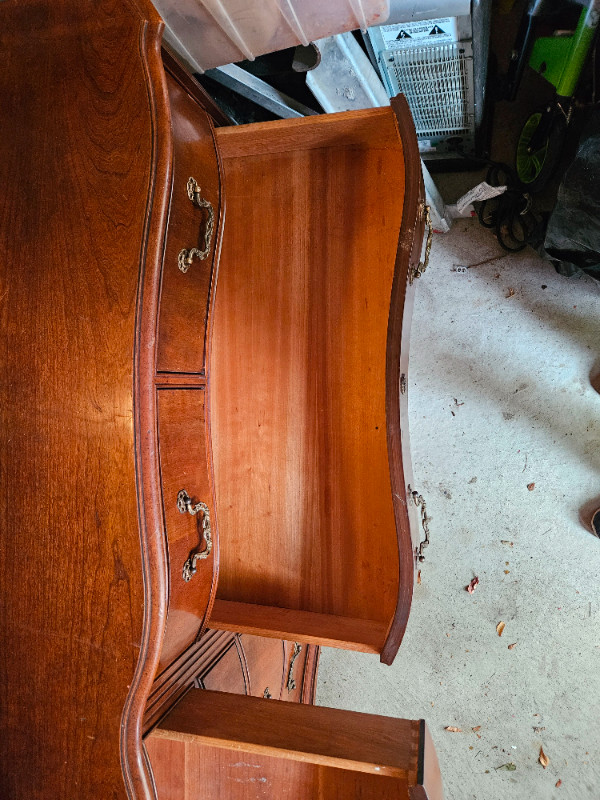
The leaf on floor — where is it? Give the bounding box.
[496,621,506,637]
[506,288,516,298]
[500,540,514,546]
[539,746,549,768]
[527,482,535,491]
[495,762,516,771]
[556,779,562,788]
[508,642,517,650]
[444,726,462,732]
[466,577,479,594]
[417,570,422,585]
[472,726,481,732]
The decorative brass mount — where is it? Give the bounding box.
[178,489,212,581]
[178,177,215,273]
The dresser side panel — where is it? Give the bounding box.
[0,2,169,797]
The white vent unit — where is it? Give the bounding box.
[368,1,491,160]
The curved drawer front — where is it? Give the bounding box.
[157,74,221,375]
[157,388,216,672]
[200,639,247,695]
[209,101,423,664]
[238,634,286,700]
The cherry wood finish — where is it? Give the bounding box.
[145,690,443,799]
[1,2,431,796]
[409,722,444,800]
[0,1,173,798]
[201,639,247,695]
[210,102,424,663]
[210,601,388,653]
[145,640,212,734]
[239,634,286,698]
[151,690,419,777]
[0,2,225,797]
[156,389,216,671]
[156,77,221,376]
[192,630,319,703]
[381,95,427,664]
[147,739,412,800]
[161,45,232,128]
[146,629,319,734]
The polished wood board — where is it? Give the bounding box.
[210,600,387,653]
[0,1,171,797]
[145,689,444,799]
[156,73,221,376]
[210,108,419,659]
[149,689,420,777]
[156,388,216,671]
[146,739,412,799]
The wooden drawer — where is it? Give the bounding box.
[190,630,319,704]
[209,99,425,665]
[156,73,222,375]
[238,634,286,700]
[157,388,217,672]
[145,690,444,800]
[200,640,246,695]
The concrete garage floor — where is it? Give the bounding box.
[316,221,600,799]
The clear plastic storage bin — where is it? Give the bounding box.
[155,0,390,73]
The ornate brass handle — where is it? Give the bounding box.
[286,642,302,692]
[409,484,431,563]
[178,177,215,273]
[409,204,433,284]
[178,489,212,581]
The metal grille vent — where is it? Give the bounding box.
[385,43,473,139]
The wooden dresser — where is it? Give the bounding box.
[0,1,440,798]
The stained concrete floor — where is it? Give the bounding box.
[316,220,600,799]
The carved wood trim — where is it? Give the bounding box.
[380,94,425,666]
[122,15,173,800]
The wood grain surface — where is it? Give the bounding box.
[238,634,286,699]
[156,75,221,376]
[210,600,387,652]
[210,106,421,660]
[380,95,425,664]
[200,640,247,695]
[156,389,216,672]
[145,629,319,735]
[150,689,421,779]
[146,690,444,799]
[145,738,412,800]
[0,1,171,797]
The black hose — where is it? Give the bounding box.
[475,162,546,252]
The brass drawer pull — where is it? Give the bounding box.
[178,177,215,273]
[286,642,302,692]
[178,489,212,581]
[409,485,431,563]
[409,204,433,284]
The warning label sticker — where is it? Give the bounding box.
[380,18,458,49]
